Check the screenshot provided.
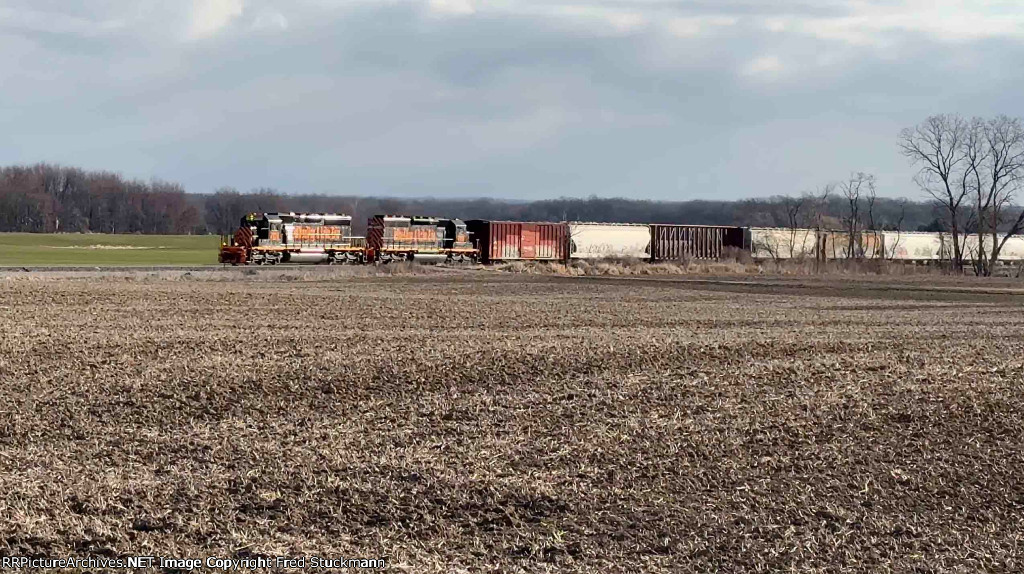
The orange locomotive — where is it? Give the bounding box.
[220,213,478,265]
[366,215,477,263]
[219,213,366,265]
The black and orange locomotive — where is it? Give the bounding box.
[219,212,478,265]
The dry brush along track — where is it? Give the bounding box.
[0,273,1022,572]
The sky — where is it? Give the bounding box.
[1,0,1023,200]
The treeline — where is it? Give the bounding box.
[0,164,200,234]
[201,188,943,234]
[2,163,947,235]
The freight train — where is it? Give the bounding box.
[219,212,1024,265]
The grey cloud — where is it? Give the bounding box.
[1,1,1023,200]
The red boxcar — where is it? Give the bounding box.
[466,221,569,263]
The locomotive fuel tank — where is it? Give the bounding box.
[283,251,330,264]
[406,253,449,264]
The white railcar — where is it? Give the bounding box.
[996,235,1024,260]
[569,223,651,259]
[962,234,1024,262]
[879,231,950,261]
[748,227,818,260]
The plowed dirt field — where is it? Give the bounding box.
[1,270,1022,572]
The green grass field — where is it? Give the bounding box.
[0,233,220,266]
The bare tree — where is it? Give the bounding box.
[885,199,907,261]
[900,115,971,272]
[966,116,1024,276]
[866,177,877,231]
[809,184,835,264]
[864,176,883,259]
[781,194,806,259]
[840,173,874,259]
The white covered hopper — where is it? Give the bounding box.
[569,223,650,259]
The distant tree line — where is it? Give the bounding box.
[200,187,946,235]
[0,164,200,234]
[0,162,979,236]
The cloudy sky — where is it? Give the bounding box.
[1,1,1022,200]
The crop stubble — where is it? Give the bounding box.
[0,272,1022,572]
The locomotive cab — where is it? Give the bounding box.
[441,218,477,262]
[441,219,471,249]
[253,213,283,245]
